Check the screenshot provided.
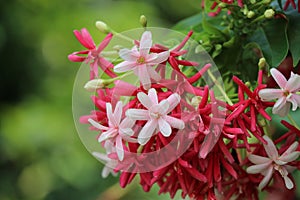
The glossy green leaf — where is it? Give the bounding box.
[286,10,300,66]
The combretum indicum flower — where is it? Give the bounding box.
[126,88,184,145]
[88,101,135,161]
[114,31,169,90]
[259,68,300,117]
[247,135,300,190]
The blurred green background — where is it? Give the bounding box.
[0,0,199,199]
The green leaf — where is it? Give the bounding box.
[249,18,289,67]
[286,10,300,66]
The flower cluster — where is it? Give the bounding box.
[69,21,300,199]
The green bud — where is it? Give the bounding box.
[258,58,267,69]
[264,9,275,19]
[95,21,111,34]
[247,11,255,18]
[140,15,147,28]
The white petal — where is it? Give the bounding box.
[98,129,117,142]
[126,109,149,120]
[119,48,139,61]
[272,97,290,117]
[92,152,110,162]
[114,61,137,73]
[157,99,170,115]
[106,103,118,127]
[137,65,151,90]
[248,154,271,165]
[282,141,299,155]
[258,89,283,101]
[284,175,294,189]
[164,115,185,130]
[114,101,123,125]
[263,135,279,160]
[147,51,170,65]
[166,93,181,113]
[270,68,287,89]
[120,128,134,137]
[246,162,272,174]
[88,118,109,130]
[258,167,273,190]
[278,151,300,163]
[285,72,300,92]
[147,67,161,82]
[120,117,135,129]
[158,118,172,137]
[116,136,124,161]
[138,120,157,145]
[148,88,158,104]
[137,91,154,109]
[287,94,300,111]
[139,31,152,57]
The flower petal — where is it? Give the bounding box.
[147,67,161,82]
[248,154,271,165]
[285,72,300,92]
[287,94,300,111]
[119,48,139,61]
[258,89,283,101]
[164,115,185,130]
[284,175,294,190]
[97,33,113,52]
[272,97,290,117]
[137,66,151,90]
[258,167,273,190]
[88,118,109,130]
[270,68,287,89]
[263,135,279,160]
[98,129,117,142]
[139,31,152,57]
[157,99,170,115]
[158,118,172,137]
[114,101,123,125]
[81,28,96,49]
[138,120,157,145]
[106,103,118,127]
[147,51,170,65]
[166,93,181,113]
[282,141,299,155]
[137,91,154,109]
[114,61,137,73]
[148,88,158,104]
[120,117,135,129]
[116,136,124,161]
[278,151,300,163]
[246,162,272,174]
[126,109,149,120]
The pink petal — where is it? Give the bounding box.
[157,99,170,115]
[164,115,185,130]
[147,51,170,65]
[287,94,300,111]
[158,118,172,137]
[137,65,151,90]
[81,28,96,49]
[113,80,138,96]
[278,152,300,163]
[263,135,279,160]
[114,61,136,73]
[258,167,273,190]
[116,136,124,161]
[97,32,113,52]
[285,72,300,92]
[246,162,272,174]
[119,48,139,61]
[166,93,181,113]
[199,130,218,159]
[106,103,118,127]
[137,91,154,109]
[88,118,109,130]
[282,141,299,156]
[113,101,123,125]
[120,128,134,137]
[139,31,152,57]
[125,109,149,120]
[258,89,283,101]
[272,97,290,117]
[68,54,86,62]
[98,129,117,142]
[270,68,287,89]
[138,120,157,145]
[248,154,271,164]
[120,117,135,130]
[148,88,158,104]
[147,67,161,82]
[92,152,110,162]
[73,29,95,49]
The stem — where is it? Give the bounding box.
[111,29,134,43]
[207,69,233,105]
[287,113,300,130]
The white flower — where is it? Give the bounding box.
[246,135,300,190]
[88,101,135,161]
[259,68,300,117]
[126,88,184,145]
[114,31,169,90]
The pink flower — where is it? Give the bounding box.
[246,135,300,190]
[68,28,115,79]
[88,101,135,161]
[114,31,170,90]
[258,68,300,117]
[126,88,184,145]
[283,0,300,13]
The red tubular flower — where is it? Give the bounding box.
[283,0,300,12]
[68,28,116,79]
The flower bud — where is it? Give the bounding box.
[258,57,267,69]
[247,11,255,18]
[140,15,147,28]
[84,79,107,92]
[95,21,110,34]
[191,96,202,107]
[264,9,275,19]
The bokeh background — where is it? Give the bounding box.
[0,0,199,199]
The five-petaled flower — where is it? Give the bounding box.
[114,31,170,90]
[258,68,300,117]
[126,88,184,145]
[68,28,115,79]
[88,101,135,161]
[247,135,300,190]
